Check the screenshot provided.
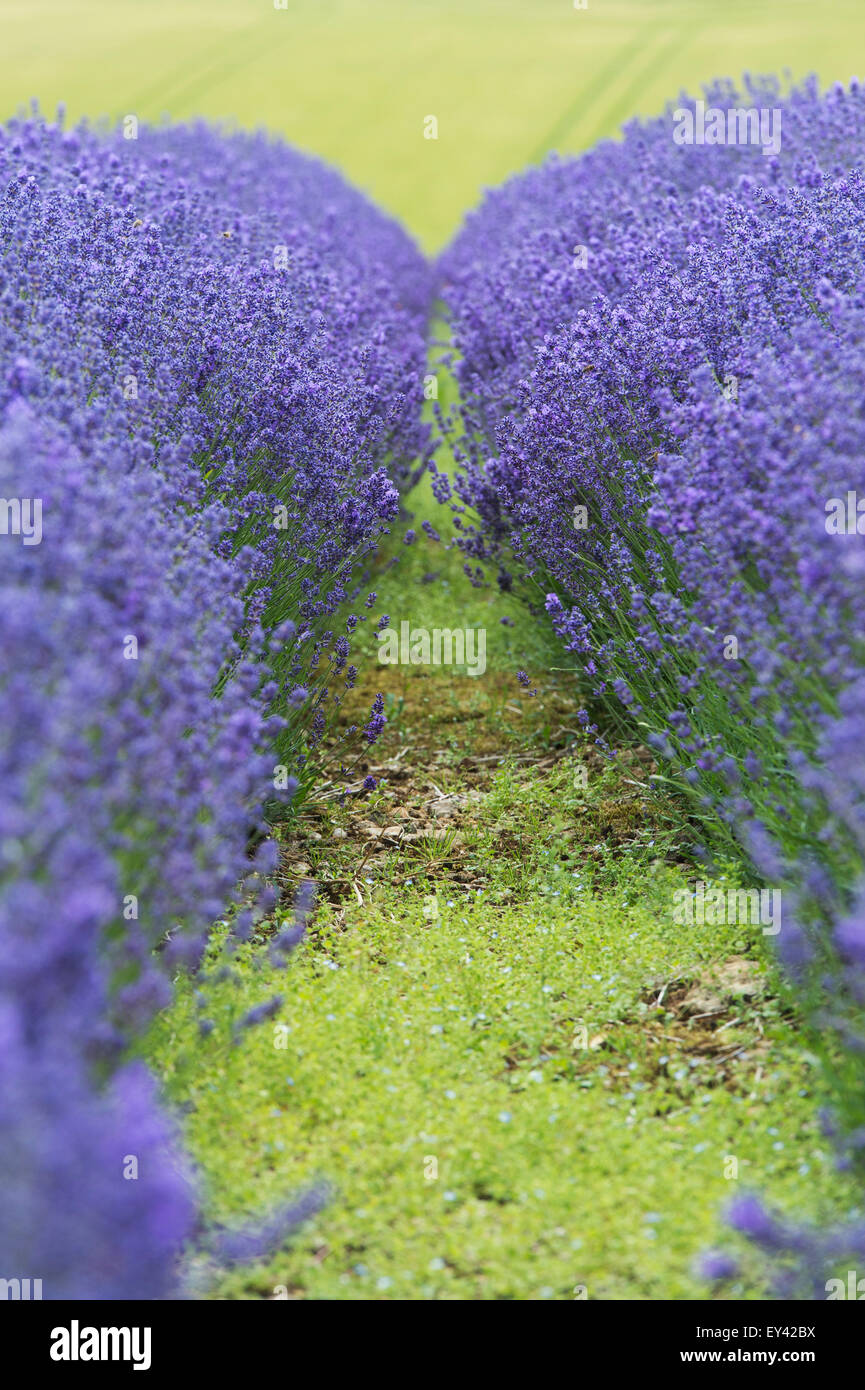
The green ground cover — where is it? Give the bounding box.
[142,514,858,1299]
[145,631,855,1299]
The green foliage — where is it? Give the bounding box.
[145,749,853,1299]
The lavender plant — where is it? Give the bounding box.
[441,75,865,1295]
[0,405,272,1296]
[8,111,431,775]
[441,77,865,858]
[0,109,429,1295]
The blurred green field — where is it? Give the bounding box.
[3,0,862,250]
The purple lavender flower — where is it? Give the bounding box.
[441,74,865,1297]
[0,109,431,1298]
[363,692,387,745]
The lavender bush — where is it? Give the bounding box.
[441,76,865,1295]
[440,77,865,855]
[2,108,432,796]
[0,109,429,1295]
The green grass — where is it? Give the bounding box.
[140,580,859,1296]
[4,0,865,251]
[144,624,858,1300]
[145,742,856,1299]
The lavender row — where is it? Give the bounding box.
[0,112,430,1295]
[2,111,432,768]
[441,77,865,1293]
[441,78,865,852]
